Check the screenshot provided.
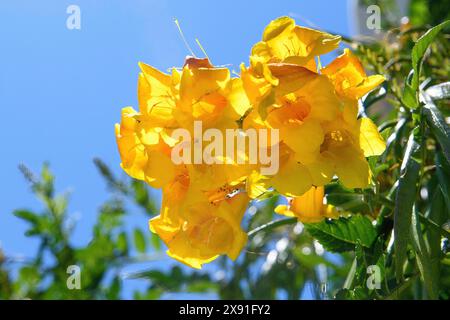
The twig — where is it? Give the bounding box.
[247,218,297,238]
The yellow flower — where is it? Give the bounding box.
[177,57,233,128]
[118,57,255,191]
[252,16,341,71]
[115,107,148,181]
[321,48,385,100]
[115,106,177,189]
[137,61,179,127]
[311,115,386,189]
[149,192,249,269]
[275,186,339,223]
[241,63,341,197]
[240,50,386,194]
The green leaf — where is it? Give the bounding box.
[394,132,421,281]
[411,20,450,85]
[363,85,387,109]
[402,20,450,108]
[132,180,149,205]
[427,188,446,297]
[116,231,128,254]
[132,180,156,214]
[150,233,162,251]
[402,84,418,109]
[13,210,39,224]
[304,214,377,253]
[186,280,218,293]
[426,82,450,100]
[424,102,450,165]
[382,117,408,162]
[133,229,146,254]
[105,276,121,300]
[411,208,439,299]
[325,183,369,213]
[435,152,450,213]
[335,287,369,300]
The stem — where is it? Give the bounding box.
[419,213,450,238]
[247,217,297,238]
[373,195,450,237]
[375,195,395,209]
[343,258,357,290]
[384,273,419,300]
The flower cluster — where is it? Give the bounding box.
[115,16,386,268]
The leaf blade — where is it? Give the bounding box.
[304,214,377,253]
[394,132,421,281]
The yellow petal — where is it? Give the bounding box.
[359,118,386,157]
[268,63,316,96]
[274,204,295,217]
[253,17,340,70]
[330,146,371,189]
[144,150,176,189]
[167,234,219,269]
[322,49,385,99]
[262,16,295,42]
[246,170,269,199]
[150,192,248,269]
[138,62,176,125]
[281,119,324,164]
[342,99,359,126]
[227,78,252,118]
[180,65,230,103]
[302,75,340,121]
[115,107,147,181]
[291,26,341,57]
[346,75,386,99]
[270,154,312,197]
[289,186,325,222]
[305,155,335,186]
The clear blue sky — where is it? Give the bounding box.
[0,0,353,298]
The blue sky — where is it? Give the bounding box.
[0,0,353,298]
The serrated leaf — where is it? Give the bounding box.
[133,229,146,254]
[394,132,421,281]
[304,215,377,253]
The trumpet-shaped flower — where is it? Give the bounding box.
[252,16,341,71]
[321,48,385,100]
[115,107,176,188]
[149,192,249,269]
[275,186,339,223]
[241,62,342,196]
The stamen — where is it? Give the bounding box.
[174,18,196,57]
